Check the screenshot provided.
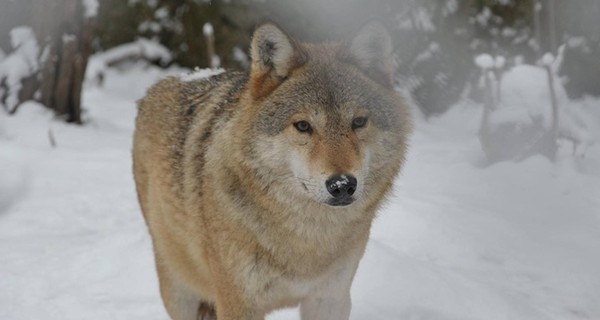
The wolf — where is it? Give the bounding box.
[132,21,411,320]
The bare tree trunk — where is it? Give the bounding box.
[32,0,94,124]
[203,23,218,69]
[533,0,542,53]
[544,65,559,149]
[479,69,495,158]
[547,0,558,53]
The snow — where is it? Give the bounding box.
[502,27,517,38]
[210,55,221,69]
[535,1,543,12]
[541,53,555,67]
[442,0,459,17]
[493,63,598,148]
[475,53,494,69]
[99,38,171,65]
[85,38,172,82]
[413,42,440,66]
[203,22,214,37]
[62,33,76,44]
[476,7,492,26]
[1,59,600,320]
[0,27,39,111]
[82,0,99,18]
[232,46,249,69]
[179,67,224,82]
[495,56,506,69]
[154,7,169,20]
[496,65,561,127]
[412,7,436,32]
[332,175,350,188]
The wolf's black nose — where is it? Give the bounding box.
[326,175,357,199]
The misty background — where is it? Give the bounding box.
[1,1,599,319]
[1,0,599,160]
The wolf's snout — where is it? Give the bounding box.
[325,175,357,205]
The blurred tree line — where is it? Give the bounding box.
[0,0,94,123]
[1,0,599,119]
[93,0,599,115]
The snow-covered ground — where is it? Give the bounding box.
[1,62,599,320]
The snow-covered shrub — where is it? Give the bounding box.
[479,60,595,162]
[0,27,40,113]
[86,38,172,85]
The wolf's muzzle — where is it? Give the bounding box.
[326,175,357,206]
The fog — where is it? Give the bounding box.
[1,1,599,319]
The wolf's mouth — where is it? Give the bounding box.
[326,197,355,207]
[300,182,355,206]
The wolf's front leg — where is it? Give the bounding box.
[212,271,266,320]
[300,292,352,320]
[300,259,360,320]
[214,294,265,320]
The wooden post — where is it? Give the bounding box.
[547,0,557,53]
[544,65,559,151]
[533,0,542,52]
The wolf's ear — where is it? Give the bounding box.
[249,23,306,99]
[339,21,394,88]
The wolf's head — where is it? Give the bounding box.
[238,22,411,208]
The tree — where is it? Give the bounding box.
[0,0,95,123]
[33,0,96,124]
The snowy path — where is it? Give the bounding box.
[1,64,599,320]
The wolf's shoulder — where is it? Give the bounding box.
[141,70,245,102]
[178,70,248,104]
[136,70,247,122]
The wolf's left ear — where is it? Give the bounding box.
[339,21,394,88]
[249,23,306,99]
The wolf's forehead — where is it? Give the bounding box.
[304,66,367,103]
[302,66,396,127]
[255,66,397,135]
[277,66,376,109]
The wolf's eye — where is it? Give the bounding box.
[352,117,368,129]
[294,121,312,133]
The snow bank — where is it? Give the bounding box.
[0,139,29,214]
[1,62,599,320]
[479,62,598,160]
[493,64,594,146]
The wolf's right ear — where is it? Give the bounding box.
[249,23,306,99]
[339,21,394,88]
